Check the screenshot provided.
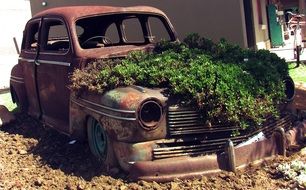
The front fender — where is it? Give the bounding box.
[70,86,168,142]
[101,86,167,110]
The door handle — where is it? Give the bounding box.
[35,60,40,66]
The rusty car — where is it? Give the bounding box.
[10,5,297,182]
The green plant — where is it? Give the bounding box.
[70,34,289,130]
[288,63,306,83]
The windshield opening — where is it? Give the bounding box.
[75,13,175,49]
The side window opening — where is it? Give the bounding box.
[25,22,39,51]
[147,16,171,43]
[42,19,70,52]
[21,30,26,50]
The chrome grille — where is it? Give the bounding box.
[167,106,239,136]
[152,106,292,160]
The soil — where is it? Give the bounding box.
[0,113,305,190]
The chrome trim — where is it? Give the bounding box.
[37,60,70,67]
[19,57,34,63]
[10,78,24,84]
[23,50,37,55]
[71,99,136,121]
[11,76,24,81]
[78,97,136,114]
[18,58,70,66]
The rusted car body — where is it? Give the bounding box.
[10,6,295,182]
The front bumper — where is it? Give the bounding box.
[113,128,287,182]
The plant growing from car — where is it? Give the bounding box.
[70,34,289,131]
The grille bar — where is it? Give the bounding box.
[168,107,240,136]
[154,141,226,152]
[153,138,244,159]
[170,126,239,134]
[154,149,223,159]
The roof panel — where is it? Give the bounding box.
[33,5,166,21]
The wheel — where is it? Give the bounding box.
[283,76,295,102]
[87,117,117,168]
[10,87,22,113]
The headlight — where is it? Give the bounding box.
[138,99,163,130]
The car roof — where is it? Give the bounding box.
[33,5,167,21]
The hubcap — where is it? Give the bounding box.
[92,120,107,160]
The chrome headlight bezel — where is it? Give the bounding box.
[137,99,163,130]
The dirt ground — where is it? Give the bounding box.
[0,112,305,190]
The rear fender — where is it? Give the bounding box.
[10,64,28,112]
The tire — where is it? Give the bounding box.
[87,117,117,169]
[283,76,295,102]
[10,87,21,113]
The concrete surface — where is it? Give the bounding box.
[270,34,306,62]
[270,45,306,62]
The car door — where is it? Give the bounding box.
[35,17,73,134]
[20,18,42,118]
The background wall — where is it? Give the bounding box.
[252,0,270,49]
[0,0,31,89]
[0,0,31,54]
[30,0,248,47]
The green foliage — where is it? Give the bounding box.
[70,33,289,129]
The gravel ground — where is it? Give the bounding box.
[0,112,305,190]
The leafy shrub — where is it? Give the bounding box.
[70,34,289,129]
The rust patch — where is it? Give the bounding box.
[120,92,142,110]
[100,117,133,141]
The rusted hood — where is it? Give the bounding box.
[78,44,155,59]
[100,86,167,111]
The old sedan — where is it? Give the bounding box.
[10,5,293,182]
